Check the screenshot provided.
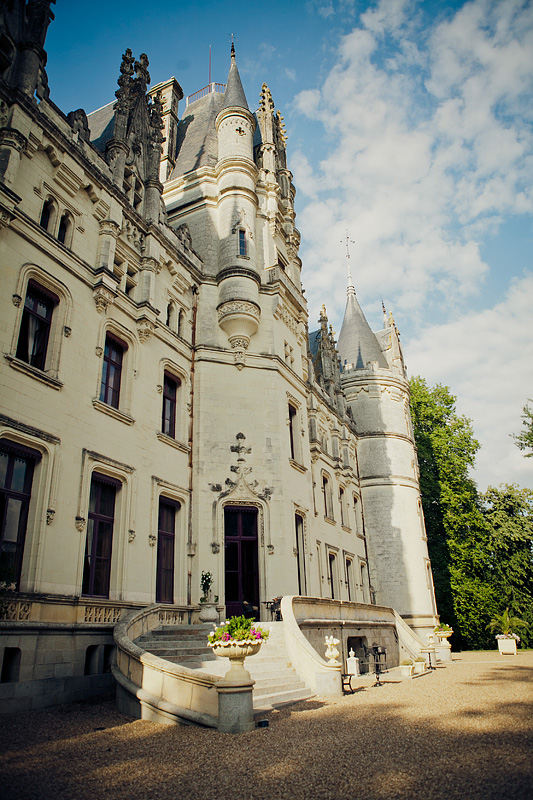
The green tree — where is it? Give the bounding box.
[481,484,533,647]
[514,400,533,457]
[409,378,495,648]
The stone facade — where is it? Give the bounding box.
[0,2,437,712]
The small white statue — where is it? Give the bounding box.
[325,635,340,664]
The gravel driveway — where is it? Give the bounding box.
[1,650,532,800]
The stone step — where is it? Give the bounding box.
[253,686,314,710]
[253,679,306,697]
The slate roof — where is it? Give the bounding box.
[337,288,388,370]
[87,101,115,153]
[222,47,249,111]
[171,91,225,177]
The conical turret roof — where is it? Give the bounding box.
[222,44,249,111]
[337,286,388,370]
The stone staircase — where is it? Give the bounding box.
[134,621,313,711]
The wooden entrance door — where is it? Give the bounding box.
[224,506,259,618]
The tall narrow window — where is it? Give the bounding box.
[346,558,354,601]
[0,442,40,589]
[288,404,298,461]
[238,229,247,256]
[295,513,307,596]
[82,473,119,598]
[57,212,72,246]
[361,562,370,604]
[322,474,332,519]
[162,373,179,439]
[156,499,179,603]
[16,281,57,371]
[39,197,55,232]
[328,551,337,599]
[100,335,125,409]
[339,487,346,526]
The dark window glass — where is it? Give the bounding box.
[329,552,336,600]
[322,475,330,518]
[57,212,71,245]
[156,499,179,603]
[238,229,247,256]
[39,199,53,231]
[162,373,178,438]
[224,506,259,618]
[0,443,39,588]
[16,282,56,371]
[346,559,353,601]
[100,335,124,409]
[288,404,297,460]
[82,474,118,598]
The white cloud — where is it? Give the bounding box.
[406,272,533,491]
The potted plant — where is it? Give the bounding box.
[434,623,453,640]
[208,615,269,680]
[400,659,413,678]
[486,608,528,656]
[413,656,427,674]
[199,571,218,622]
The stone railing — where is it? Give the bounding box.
[113,604,256,733]
[281,596,342,695]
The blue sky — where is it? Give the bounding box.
[45,0,533,491]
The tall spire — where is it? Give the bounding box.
[222,41,249,110]
[337,235,388,370]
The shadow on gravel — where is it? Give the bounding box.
[1,669,532,800]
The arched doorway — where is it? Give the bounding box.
[224,505,259,618]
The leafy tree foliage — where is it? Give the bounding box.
[514,400,533,457]
[409,377,492,648]
[481,484,533,647]
[410,377,533,649]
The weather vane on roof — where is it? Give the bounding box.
[341,230,356,288]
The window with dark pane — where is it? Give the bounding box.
[82,473,118,597]
[16,281,57,371]
[0,442,39,588]
[100,335,125,409]
[238,229,247,256]
[162,373,179,438]
[156,498,179,604]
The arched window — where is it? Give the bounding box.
[162,371,181,439]
[82,472,121,598]
[57,211,73,247]
[39,197,57,232]
[238,229,247,257]
[100,334,126,409]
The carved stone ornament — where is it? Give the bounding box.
[46,509,55,525]
[12,294,22,307]
[176,224,192,250]
[211,542,221,554]
[217,300,260,322]
[64,326,72,337]
[95,346,103,357]
[267,544,274,555]
[148,534,157,547]
[75,516,86,532]
[137,318,156,342]
[128,530,136,543]
[93,285,116,314]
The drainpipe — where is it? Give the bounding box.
[187,285,198,623]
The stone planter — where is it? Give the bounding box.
[497,638,517,655]
[199,602,218,623]
[413,660,426,674]
[210,640,262,681]
[400,664,413,678]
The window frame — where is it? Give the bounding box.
[162,371,180,439]
[82,472,121,598]
[156,497,181,604]
[15,280,58,372]
[99,333,125,410]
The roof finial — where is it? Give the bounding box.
[382,299,388,328]
[230,33,236,59]
[341,230,356,298]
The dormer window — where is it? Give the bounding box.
[238,229,247,257]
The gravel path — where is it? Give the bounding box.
[1,650,532,800]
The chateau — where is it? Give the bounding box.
[0,1,437,714]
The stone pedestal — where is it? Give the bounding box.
[216,680,255,734]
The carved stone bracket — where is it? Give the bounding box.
[93,285,116,314]
[128,530,136,543]
[75,516,86,532]
[137,318,156,342]
[64,326,72,337]
[211,542,220,554]
[267,544,275,555]
[12,294,22,307]
[148,534,156,547]
[46,509,55,525]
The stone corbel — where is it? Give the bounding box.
[137,317,156,342]
[75,516,86,532]
[148,534,157,547]
[93,284,117,314]
[46,509,55,525]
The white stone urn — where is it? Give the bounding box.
[324,636,340,665]
[497,638,517,655]
[400,663,413,678]
[199,601,218,623]
[210,640,262,681]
